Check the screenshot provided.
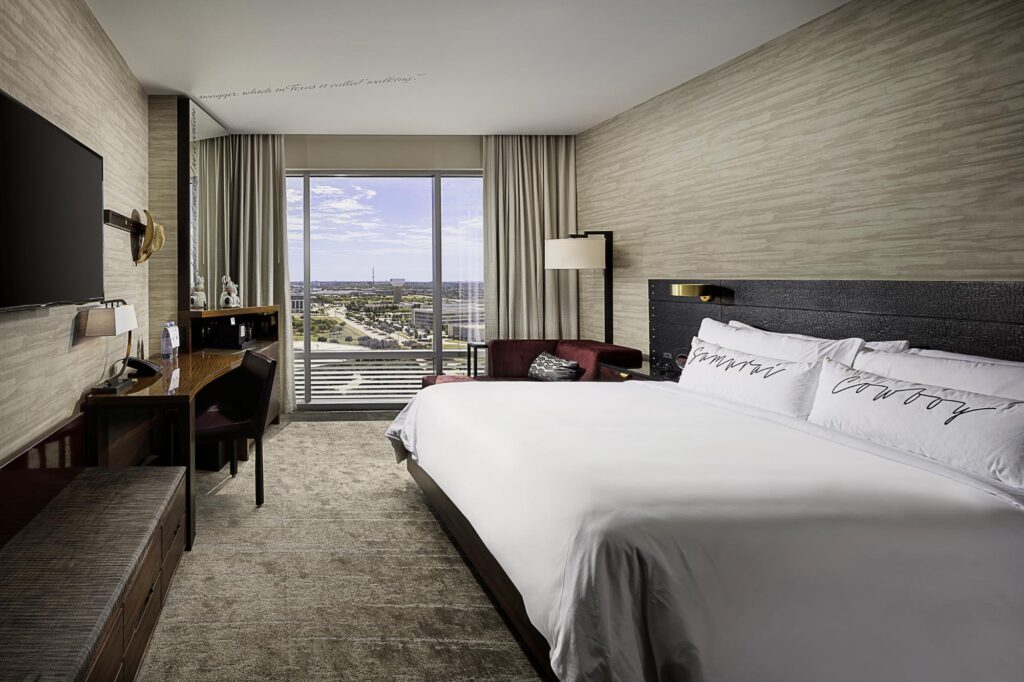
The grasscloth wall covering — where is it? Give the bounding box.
[576,0,1024,352]
[0,0,148,462]
[148,96,178,343]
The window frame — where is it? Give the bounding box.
[287,169,483,409]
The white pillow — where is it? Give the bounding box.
[728,320,908,352]
[678,337,822,419]
[698,318,863,365]
[906,348,1024,368]
[853,348,1024,401]
[808,360,1024,489]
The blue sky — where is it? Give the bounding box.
[287,176,483,282]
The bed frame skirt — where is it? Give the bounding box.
[406,459,558,681]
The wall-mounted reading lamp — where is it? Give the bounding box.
[670,283,714,303]
[545,231,613,343]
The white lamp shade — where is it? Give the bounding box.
[544,237,606,270]
[85,304,138,337]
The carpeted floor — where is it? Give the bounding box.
[137,420,538,681]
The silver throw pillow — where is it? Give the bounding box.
[528,352,581,381]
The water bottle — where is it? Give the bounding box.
[170,322,180,359]
[161,322,173,359]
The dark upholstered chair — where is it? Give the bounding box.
[422,339,642,387]
[194,351,278,506]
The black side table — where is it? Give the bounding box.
[466,341,488,377]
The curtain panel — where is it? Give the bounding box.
[483,135,579,340]
[197,134,294,412]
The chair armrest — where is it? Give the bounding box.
[554,340,644,381]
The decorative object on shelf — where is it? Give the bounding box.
[220,276,242,308]
[189,275,208,310]
[84,300,139,393]
[134,210,166,264]
[545,230,614,343]
[670,283,714,302]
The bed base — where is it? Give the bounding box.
[406,459,558,681]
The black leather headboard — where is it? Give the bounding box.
[649,280,1024,365]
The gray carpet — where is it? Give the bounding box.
[138,420,538,681]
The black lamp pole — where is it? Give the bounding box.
[570,231,613,344]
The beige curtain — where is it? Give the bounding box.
[483,135,578,340]
[197,135,294,412]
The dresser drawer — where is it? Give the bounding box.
[161,512,186,600]
[161,479,186,555]
[85,606,123,682]
[123,569,161,682]
[123,533,160,642]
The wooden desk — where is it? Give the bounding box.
[83,340,278,550]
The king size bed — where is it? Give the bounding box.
[387,280,1024,682]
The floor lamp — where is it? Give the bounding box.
[544,231,613,343]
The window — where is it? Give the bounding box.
[288,173,484,407]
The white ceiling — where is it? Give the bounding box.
[86,0,847,135]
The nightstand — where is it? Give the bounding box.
[599,360,680,382]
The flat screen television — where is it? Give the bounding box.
[1,89,104,310]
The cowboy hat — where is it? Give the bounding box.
[135,209,166,264]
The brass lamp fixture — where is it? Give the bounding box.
[670,283,714,302]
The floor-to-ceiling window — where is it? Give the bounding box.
[287,172,483,408]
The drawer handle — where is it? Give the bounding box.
[132,583,157,633]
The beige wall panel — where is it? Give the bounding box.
[285,135,482,170]
[148,96,178,341]
[576,0,1024,353]
[0,0,149,461]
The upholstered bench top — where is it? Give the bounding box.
[0,466,185,681]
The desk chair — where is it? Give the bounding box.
[194,351,278,506]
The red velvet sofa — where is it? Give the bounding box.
[421,339,643,388]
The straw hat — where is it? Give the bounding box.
[135,209,166,264]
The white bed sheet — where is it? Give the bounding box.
[388,381,1024,682]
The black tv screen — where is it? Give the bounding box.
[1,90,104,310]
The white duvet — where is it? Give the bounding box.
[387,381,1024,682]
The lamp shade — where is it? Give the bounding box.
[85,304,138,337]
[544,238,606,270]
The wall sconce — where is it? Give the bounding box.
[670,283,714,303]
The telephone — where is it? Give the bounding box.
[126,357,161,378]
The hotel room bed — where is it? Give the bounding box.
[388,380,1024,682]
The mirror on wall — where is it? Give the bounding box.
[187,101,229,310]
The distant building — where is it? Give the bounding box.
[291,294,304,312]
[412,305,484,329]
[391,278,405,304]
[448,322,485,342]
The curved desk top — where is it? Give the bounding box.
[84,340,277,403]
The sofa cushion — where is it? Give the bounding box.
[527,352,582,381]
[421,374,533,388]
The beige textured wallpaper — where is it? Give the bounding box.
[576,0,1024,353]
[148,96,178,342]
[0,0,149,461]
